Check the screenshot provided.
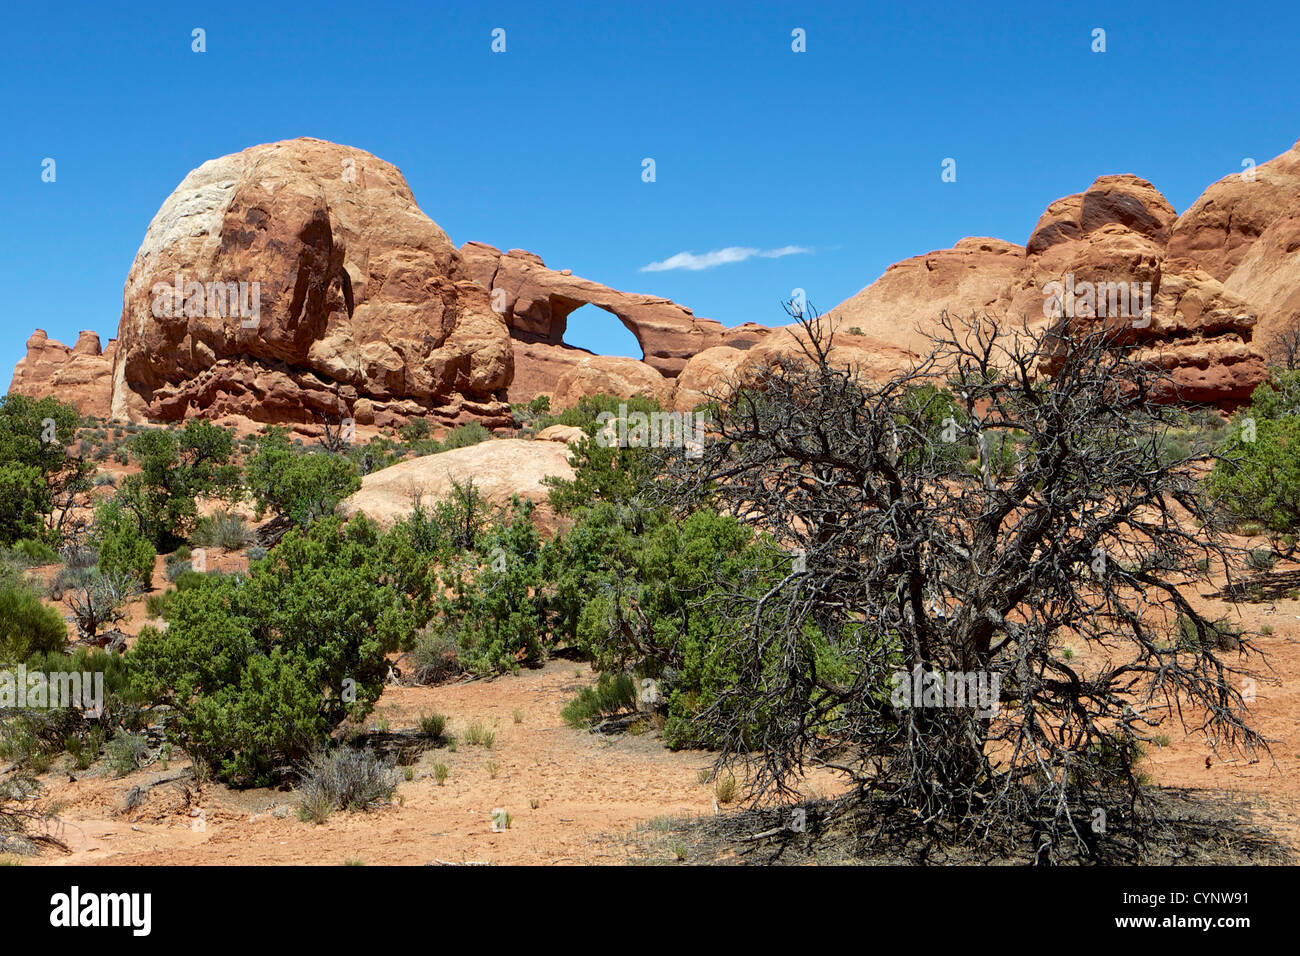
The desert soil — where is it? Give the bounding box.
[13,496,1300,865]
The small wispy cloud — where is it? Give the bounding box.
[640,245,812,272]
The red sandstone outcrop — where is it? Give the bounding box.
[108,138,513,427]
[826,172,1270,407]
[9,330,116,418]
[1169,138,1300,354]
[672,328,918,410]
[340,438,573,534]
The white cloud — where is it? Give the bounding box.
[640,245,812,272]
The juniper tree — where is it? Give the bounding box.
[654,307,1266,858]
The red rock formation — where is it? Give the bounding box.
[11,137,1300,421]
[1169,138,1300,355]
[9,330,116,418]
[827,173,1268,408]
[459,242,729,381]
[108,138,513,427]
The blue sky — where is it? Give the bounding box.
[2,0,1298,375]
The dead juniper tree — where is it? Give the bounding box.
[314,391,356,455]
[656,306,1266,859]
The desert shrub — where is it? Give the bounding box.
[115,419,241,549]
[46,564,90,602]
[462,719,495,748]
[410,624,461,683]
[60,539,98,571]
[191,510,253,550]
[246,545,267,562]
[105,731,150,776]
[556,504,802,748]
[511,394,552,431]
[1248,547,1276,571]
[0,394,92,548]
[346,435,402,476]
[398,418,432,443]
[441,421,491,450]
[0,571,67,663]
[543,395,663,515]
[713,772,739,804]
[246,427,361,529]
[0,774,53,855]
[416,712,447,739]
[164,546,192,581]
[8,539,58,566]
[296,747,396,815]
[561,672,637,728]
[423,497,549,675]
[127,517,405,785]
[24,647,139,724]
[91,500,155,590]
[1175,614,1242,653]
[1207,371,1300,534]
[66,568,139,640]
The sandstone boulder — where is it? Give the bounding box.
[825,173,1266,408]
[550,355,673,411]
[1170,139,1300,351]
[340,438,574,534]
[535,424,586,444]
[109,138,513,426]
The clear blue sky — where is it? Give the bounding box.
[2,0,1298,376]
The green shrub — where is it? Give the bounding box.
[1207,371,1300,535]
[127,517,405,785]
[441,421,491,450]
[424,498,548,675]
[0,394,91,548]
[1175,614,1242,652]
[9,539,57,566]
[164,547,192,581]
[246,428,361,529]
[416,712,447,739]
[105,731,150,776]
[116,419,240,549]
[66,569,139,641]
[410,623,461,683]
[462,719,495,748]
[1248,547,1276,571]
[0,572,67,663]
[561,672,637,728]
[92,500,156,590]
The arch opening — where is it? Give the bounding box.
[560,303,643,359]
